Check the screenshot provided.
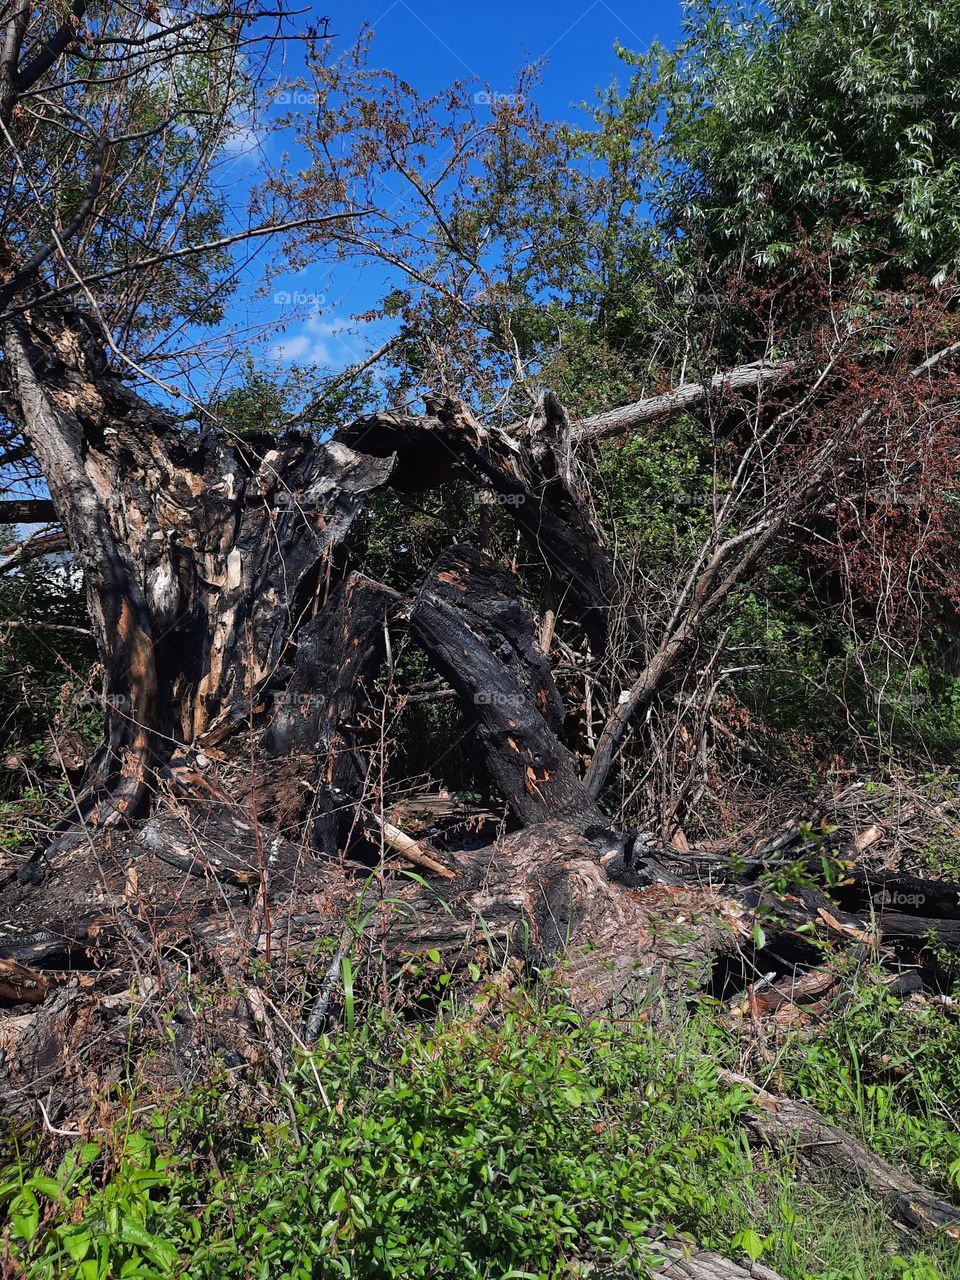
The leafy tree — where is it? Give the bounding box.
[648,0,960,285]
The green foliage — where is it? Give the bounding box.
[0,548,94,807]
[4,986,960,1279]
[594,417,718,551]
[647,0,960,284]
[778,981,960,1195]
[717,567,960,776]
[358,485,481,594]
[209,360,377,441]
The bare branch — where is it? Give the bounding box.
[0,528,67,573]
[0,213,375,318]
[572,360,794,444]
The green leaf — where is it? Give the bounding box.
[733,1228,764,1262]
[27,1174,63,1199]
[329,1185,347,1214]
[62,1229,92,1263]
[120,1218,162,1248]
[10,1188,39,1242]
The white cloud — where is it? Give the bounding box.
[221,111,261,158]
[271,313,367,368]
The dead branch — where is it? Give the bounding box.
[721,1070,960,1236]
[573,361,794,444]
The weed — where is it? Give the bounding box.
[2,981,959,1278]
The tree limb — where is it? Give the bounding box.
[15,0,89,95]
[0,497,58,524]
[721,1070,960,1236]
[573,360,794,444]
[0,529,66,573]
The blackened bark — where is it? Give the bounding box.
[411,543,603,826]
[338,394,618,652]
[829,869,960,920]
[263,572,401,853]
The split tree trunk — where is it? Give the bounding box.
[339,393,620,653]
[410,544,603,825]
[2,302,393,833]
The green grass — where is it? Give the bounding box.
[2,976,959,1279]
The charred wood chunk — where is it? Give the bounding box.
[830,870,960,920]
[264,573,400,853]
[338,398,618,653]
[265,574,399,757]
[412,545,602,826]
[586,825,688,888]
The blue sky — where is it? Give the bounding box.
[3,2,685,513]
[223,0,684,386]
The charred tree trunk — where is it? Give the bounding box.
[1,299,393,842]
[411,543,603,826]
[338,394,620,653]
[261,572,402,854]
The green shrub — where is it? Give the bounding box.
[3,985,959,1279]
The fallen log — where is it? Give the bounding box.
[753,880,960,950]
[871,910,960,946]
[830,869,960,921]
[647,1239,787,1279]
[720,1070,960,1237]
